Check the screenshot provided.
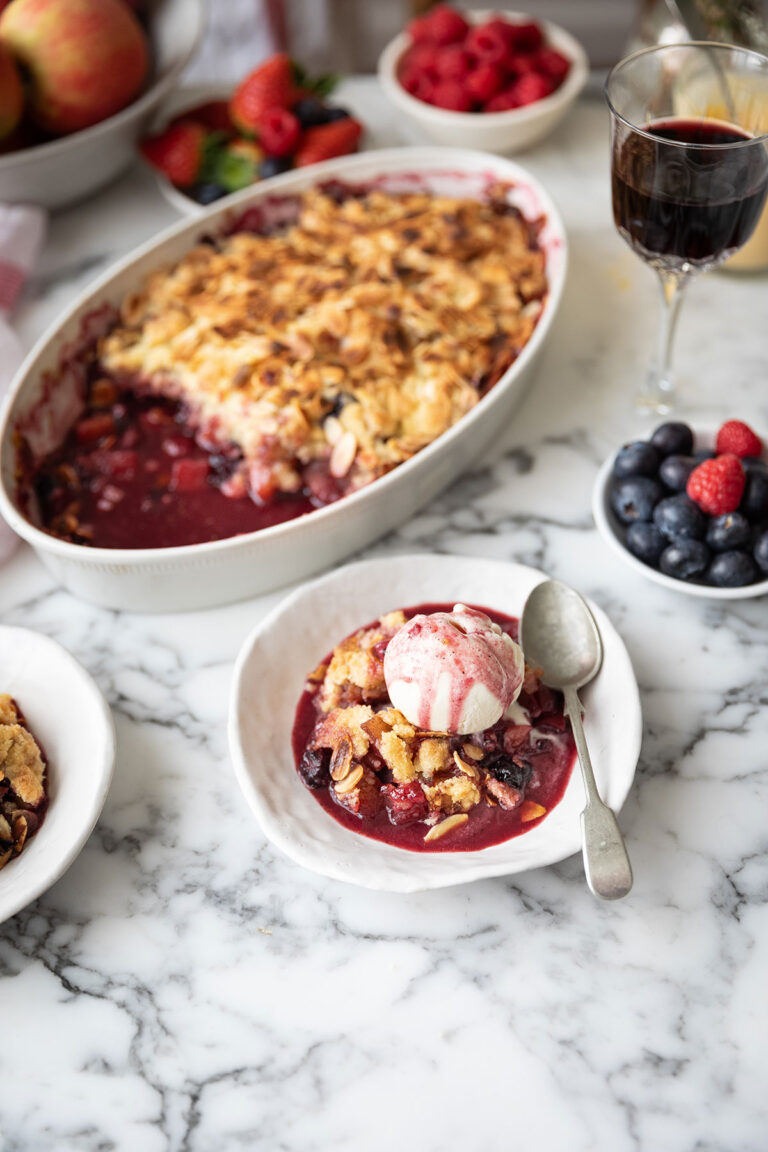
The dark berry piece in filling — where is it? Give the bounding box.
[487,755,532,791]
[298,746,331,788]
[653,494,706,540]
[659,454,696,492]
[612,440,660,479]
[705,512,751,553]
[659,539,710,580]
[650,421,694,457]
[625,521,666,566]
[610,476,663,524]
[707,550,759,588]
[740,471,768,522]
[383,781,429,827]
[754,530,768,574]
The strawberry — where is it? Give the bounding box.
[430,79,473,111]
[687,454,746,515]
[294,118,362,167]
[174,100,232,133]
[258,107,301,157]
[229,53,296,136]
[140,120,207,186]
[465,62,505,103]
[715,419,763,459]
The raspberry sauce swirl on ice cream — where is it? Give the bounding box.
[383,604,525,736]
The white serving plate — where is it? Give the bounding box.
[593,426,768,600]
[0,147,567,612]
[0,0,205,211]
[378,10,589,154]
[228,555,642,893]
[0,626,115,924]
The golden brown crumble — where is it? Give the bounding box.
[99,186,546,505]
[0,696,47,869]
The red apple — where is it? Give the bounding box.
[0,0,149,136]
[0,42,22,138]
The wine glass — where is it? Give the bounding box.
[605,42,768,414]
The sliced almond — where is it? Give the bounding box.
[323,415,343,446]
[520,800,547,823]
[334,764,364,795]
[415,730,450,739]
[424,813,469,842]
[453,750,478,779]
[330,431,357,479]
[461,743,484,761]
[329,738,353,781]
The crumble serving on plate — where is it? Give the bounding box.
[0,694,48,869]
[293,604,576,852]
[99,183,546,506]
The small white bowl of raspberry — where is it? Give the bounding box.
[378,6,589,154]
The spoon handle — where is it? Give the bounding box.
[562,686,633,901]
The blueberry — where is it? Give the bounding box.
[610,476,663,524]
[625,521,666,566]
[693,449,716,463]
[259,155,293,179]
[191,182,226,205]
[706,512,751,552]
[293,97,327,127]
[754,530,768,574]
[321,106,351,122]
[707,550,758,587]
[613,440,660,479]
[298,746,330,788]
[742,455,767,474]
[659,454,696,492]
[740,470,768,522]
[650,421,694,457]
[653,494,706,540]
[660,539,710,580]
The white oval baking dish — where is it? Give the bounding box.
[0,147,567,612]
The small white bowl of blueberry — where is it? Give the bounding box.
[593,419,768,598]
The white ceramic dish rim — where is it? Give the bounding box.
[228,554,642,892]
[0,625,116,924]
[593,429,768,600]
[0,146,567,569]
[0,0,206,174]
[378,9,589,128]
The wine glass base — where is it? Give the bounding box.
[634,386,675,416]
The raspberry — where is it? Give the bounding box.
[484,86,522,112]
[687,454,746,516]
[400,67,436,102]
[715,419,763,459]
[258,107,300,157]
[430,80,473,111]
[435,45,472,81]
[535,48,571,85]
[510,72,555,106]
[507,21,544,53]
[507,52,539,76]
[466,20,510,66]
[401,43,441,77]
[421,4,470,46]
[465,62,504,103]
[407,13,434,44]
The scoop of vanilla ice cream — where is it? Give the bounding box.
[383,604,525,736]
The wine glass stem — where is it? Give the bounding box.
[640,269,688,414]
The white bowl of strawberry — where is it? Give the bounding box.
[378,5,588,154]
[140,53,364,214]
[593,419,768,599]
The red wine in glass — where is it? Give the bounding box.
[612,117,768,269]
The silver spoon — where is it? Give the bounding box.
[521,580,633,901]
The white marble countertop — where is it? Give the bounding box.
[2,81,768,1152]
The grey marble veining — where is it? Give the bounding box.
[1,87,767,1151]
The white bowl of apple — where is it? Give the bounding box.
[0,0,204,211]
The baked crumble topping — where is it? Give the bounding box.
[0,695,49,870]
[293,605,576,851]
[98,184,546,505]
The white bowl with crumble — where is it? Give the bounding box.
[0,147,566,611]
[0,626,115,925]
[228,554,641,892]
